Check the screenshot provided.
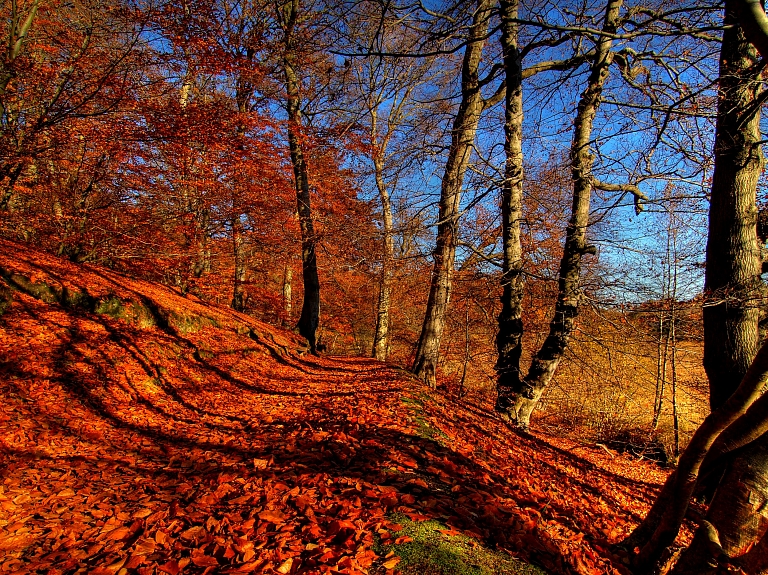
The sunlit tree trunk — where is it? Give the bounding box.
[622,6,767,570]
[372,159,394,360]
[283,265,293,324]
[412,0,494,387]
[672,430,768,574]
[507,0,622,427]
[232,217,247,311]
[495,0,526,412]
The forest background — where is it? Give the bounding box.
[6,0,768,571]
[0,0,728,460]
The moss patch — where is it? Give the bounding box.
[402,394,448,443]
[375,515,547,575]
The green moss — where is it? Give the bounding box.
[402,395,448,443]
[169,311,219,334]
[95,295,126,319]
[375,515,547,575]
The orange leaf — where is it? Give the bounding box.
[259,509,287,523]
[106,526,131,541]
[276,557,294,573]
[191,554,219,567]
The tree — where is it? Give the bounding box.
[340,4,443,361]
[0,0,145,215]
[276,0,321,353]
[412,0,503,387]
[497,0,646,428]
[620,1,768,571]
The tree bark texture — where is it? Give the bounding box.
[412,0,494,387]
[283,265,292,324]
[672,430,768,575]
[703,0,764,412]
[506,0,622,427]
[495,0,526,412]
[621,6,768,572]
[281,0,320,353]
[232,217,247,311]
[372,153,394,361]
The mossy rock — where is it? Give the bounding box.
[95,295,126,319]
[375,515,547,575]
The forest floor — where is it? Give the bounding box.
[0,240,683,575]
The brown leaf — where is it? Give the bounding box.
[106,526,131,541]
[258,509,287,523]
[191,554,219,567]
[158,560,180,575]
[253,458,269,469]
[180,525,205,540]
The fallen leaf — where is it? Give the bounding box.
[276,557,293,573]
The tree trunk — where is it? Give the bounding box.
[507,0,622,427]
[495,0,526,412]
[622,5,768,571]
[672,431,768,575]
[620,339,768,573]
[372,153,394,361]
[412,0,493,387]
[280,0,320,353]
[703,0,764,413]
[232,217,247,312]
[283,265,293,325]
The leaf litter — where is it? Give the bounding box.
[0,241,680,574]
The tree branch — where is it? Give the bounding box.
[738,0,768,59]
[593,178,649,214]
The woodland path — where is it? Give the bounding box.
[0,241,677,575]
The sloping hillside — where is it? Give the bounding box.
[0,240,675,575]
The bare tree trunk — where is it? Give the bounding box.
[507,0,622,427]
[703,0,764,413]
[495,0,526,412]
[232,217,246,311]
[283,265,292,324]
[372,153,394,361]
[622,5,767,571]
[280,0,320,353]
[672,431,768,575]
[412,0,494,387]
[621,339,768,573]
[652,311,667,430]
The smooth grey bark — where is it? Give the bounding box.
[280,0,320,353]
[495,0,526,411]
[372,152,394,361]
[412,0,497,387]
[504,0,622,427]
